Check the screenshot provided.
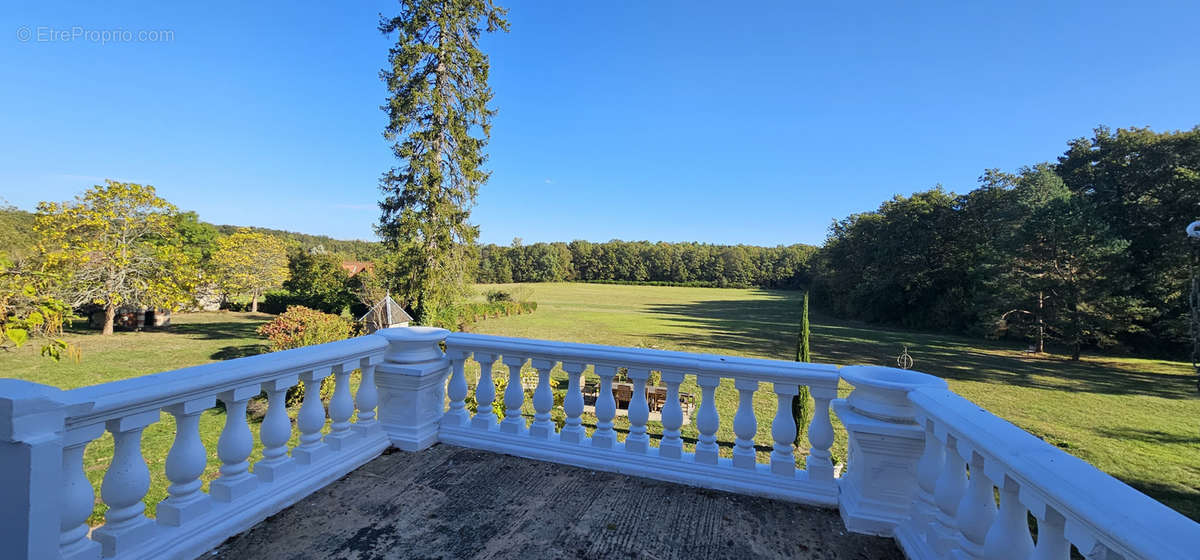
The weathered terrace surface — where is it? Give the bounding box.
[213,444,902,560]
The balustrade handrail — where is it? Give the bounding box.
[444,332,840,386]
[908,386,1200,559]
[62,334,389,428]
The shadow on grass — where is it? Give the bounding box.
[171,321,265,341]
[643,293,1196,399]
[1094,426,1200,446]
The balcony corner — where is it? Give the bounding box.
[374,327,452,451]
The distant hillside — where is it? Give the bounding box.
[213,224,383,260]
[0,206,36,259]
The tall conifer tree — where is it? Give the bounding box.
[377,0,508,323]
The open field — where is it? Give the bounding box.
[4,286,1198,524]
[468,282,1200,522]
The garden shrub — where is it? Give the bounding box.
[256,305,352,406]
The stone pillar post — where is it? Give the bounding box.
[374,326,451,451]
[0,379,72,560]
[834,365,947,536]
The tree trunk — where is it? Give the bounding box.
[102,303,116,335]
[251,292,259,313]
[1036,291,1045,353]
[1071,342,1081,361]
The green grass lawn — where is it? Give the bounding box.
[467,282,1200,522]
[4,286,1198,525]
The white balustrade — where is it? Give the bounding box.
[93,411,160,556]
[983,475,1033,560]
[592,365,618,448]
[732,378,758,469]
[211,385,259,502]
[354,363,380,432]
[1030,507,1070,560]
[472,353,499,429]
[293,368,332,465]
[658,370,685,459]
[159,396,215,525]
[500,356,528,433]
[529,359,556,438]
[956,450,997,559]
[932,434,968,555]
[559,361,586,443]
[769,383,798,476]
[444,352,471,427]
[694,374,721,464]
[805,386,836,482]
[256,375,297,482]
[59,424,104,560]
[325,362,358,450]
[625,367,651,453]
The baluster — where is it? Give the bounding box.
[933,433,968,556]
[983,475,1034,560]
[500,356,528,433]
[59,424,104,560]
[732,378,758,468]
[658,370,685,459]
[444,352,470,427]
[1031,506,1070,560]
[293,368,332,464]
[592,365,618,448]
[529,359,556,438]
[472,354,499,429]
[770,382,799,475]
[957,449,997,559]
[624,367,651,453]
[325,362,358,450]
[694,374,721,464]
[559,362,586,443]
[92,410,159,557]
[256,375,297,482]
[806,385,836,482]
[354,361,380,433]
[914,419,944,545]
[158,397,215,526]
[211,385,259,501]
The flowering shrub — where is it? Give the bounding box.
[256,305,350,351]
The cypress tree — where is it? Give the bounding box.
[792,291,812,446]
[377,0,509,323]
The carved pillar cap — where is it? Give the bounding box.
[840,366,946,424]
[376,326,449,365]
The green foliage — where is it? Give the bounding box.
[0,203,36,260]
[793,291,812,446]
[34,180,198,335]
[212,224,384,261]
[377,0,509,323]
[211,228,290,312]
[0,255,77,361]
[172,211,220,265]
[283,252,355,314]
[255,305,351,351]
[477,240,819,289]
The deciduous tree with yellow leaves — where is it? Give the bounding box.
[211,229,290,313]
[35,180,197,335]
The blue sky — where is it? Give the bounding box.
[2,2,1197,246]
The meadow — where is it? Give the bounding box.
[4,284,1197,524]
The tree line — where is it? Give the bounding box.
[477,240,817,289]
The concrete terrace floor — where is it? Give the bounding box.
[213,445,903,560]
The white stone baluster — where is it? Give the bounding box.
[658,370,685,459]
[592,365,618,448]
[256,375,297,482]
[806,385,836,482]
[293,368,332,464]
[158,396,215,526]
[625,367,651,453]
[932,433,968,556]
[732,378,758,469]
[353,361,380,434]
[529,359,556,438]
[325,362,358,450]
[59,424,104,560]
[770,382,799,476]
[957,449,998,559]
[914,419,945,544]
[559,362,586,443]
[1031,506,1071,560]
[472,353,499,429]
[444,352,470,427]
[92,410,160,557]
[500,356,528,433]
[983,475,1034,560]
[211,385,259,502]
[694,374,721,464]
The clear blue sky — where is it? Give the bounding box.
[2,1,1197,246]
